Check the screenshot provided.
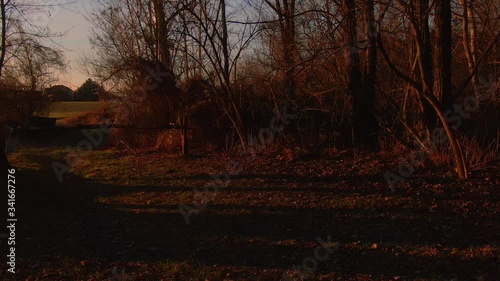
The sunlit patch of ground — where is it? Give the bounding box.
[47,101,102,119]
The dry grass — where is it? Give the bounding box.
[49,101,101,119]
[462,134,500,171]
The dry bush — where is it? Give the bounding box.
[378,134,404,155]
[429,147,453,168]
[0,85,49,126]
[461,134,500,170]
[177,77,228,151]
[108,93,174,149]
[110,128,159,148]
[106,62,181,149]
[153,129,183,152]
[426,134,499,172]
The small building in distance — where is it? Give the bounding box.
[45,85,75,101]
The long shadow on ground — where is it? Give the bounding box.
[1,143,499,280]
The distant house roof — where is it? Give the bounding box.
[45,85,74,101]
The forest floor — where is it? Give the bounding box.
[1,132,499,281]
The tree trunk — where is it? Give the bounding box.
[220,0,230,85]
[219,0,246,151]
[379,0,469,179]
[265,0,297,101]
[0,0,6,75]
[434,0,453,108]
[152,0,172,72]
[459,0,479,96]
[423,94,468,179]
[414,0,437,133]
[1,1,10,170]
[343,0,365,146]
[282,0,297,101]
[0,123,10,170]
[180,117,189,155]
[432,0,467,179]
[360,0,379,147]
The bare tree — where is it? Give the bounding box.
[1,0,67,169]
[455,0,500,97]
[379,0,468,178]
[7,32,65,114]
[179,0,259,150]
[0,0,7,76]
[341,0,381,147]
[264,0,297,102]
[433,0,452,108]
[0,0,10,169]
[458,0,479,95]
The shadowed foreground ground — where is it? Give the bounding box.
[1,133,499,280]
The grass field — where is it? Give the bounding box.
[48,101,101,119]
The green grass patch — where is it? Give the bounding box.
[47,101,101,119]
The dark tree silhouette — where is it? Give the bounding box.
[74,79,100,101]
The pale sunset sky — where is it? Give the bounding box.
[45,0,94,89]
[42,0,249,89]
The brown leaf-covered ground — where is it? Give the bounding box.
[1,133,499,280]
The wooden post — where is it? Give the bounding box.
[180,117,188,155]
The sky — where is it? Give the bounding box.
[40,0,252,90]
[44,0,95,89]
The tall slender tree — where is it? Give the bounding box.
[0,0,10,169]
[1,0,66,169]
[265,0,297,101]
[434,0,453,108]
[342,0,379,147]
[381,0,468,178]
